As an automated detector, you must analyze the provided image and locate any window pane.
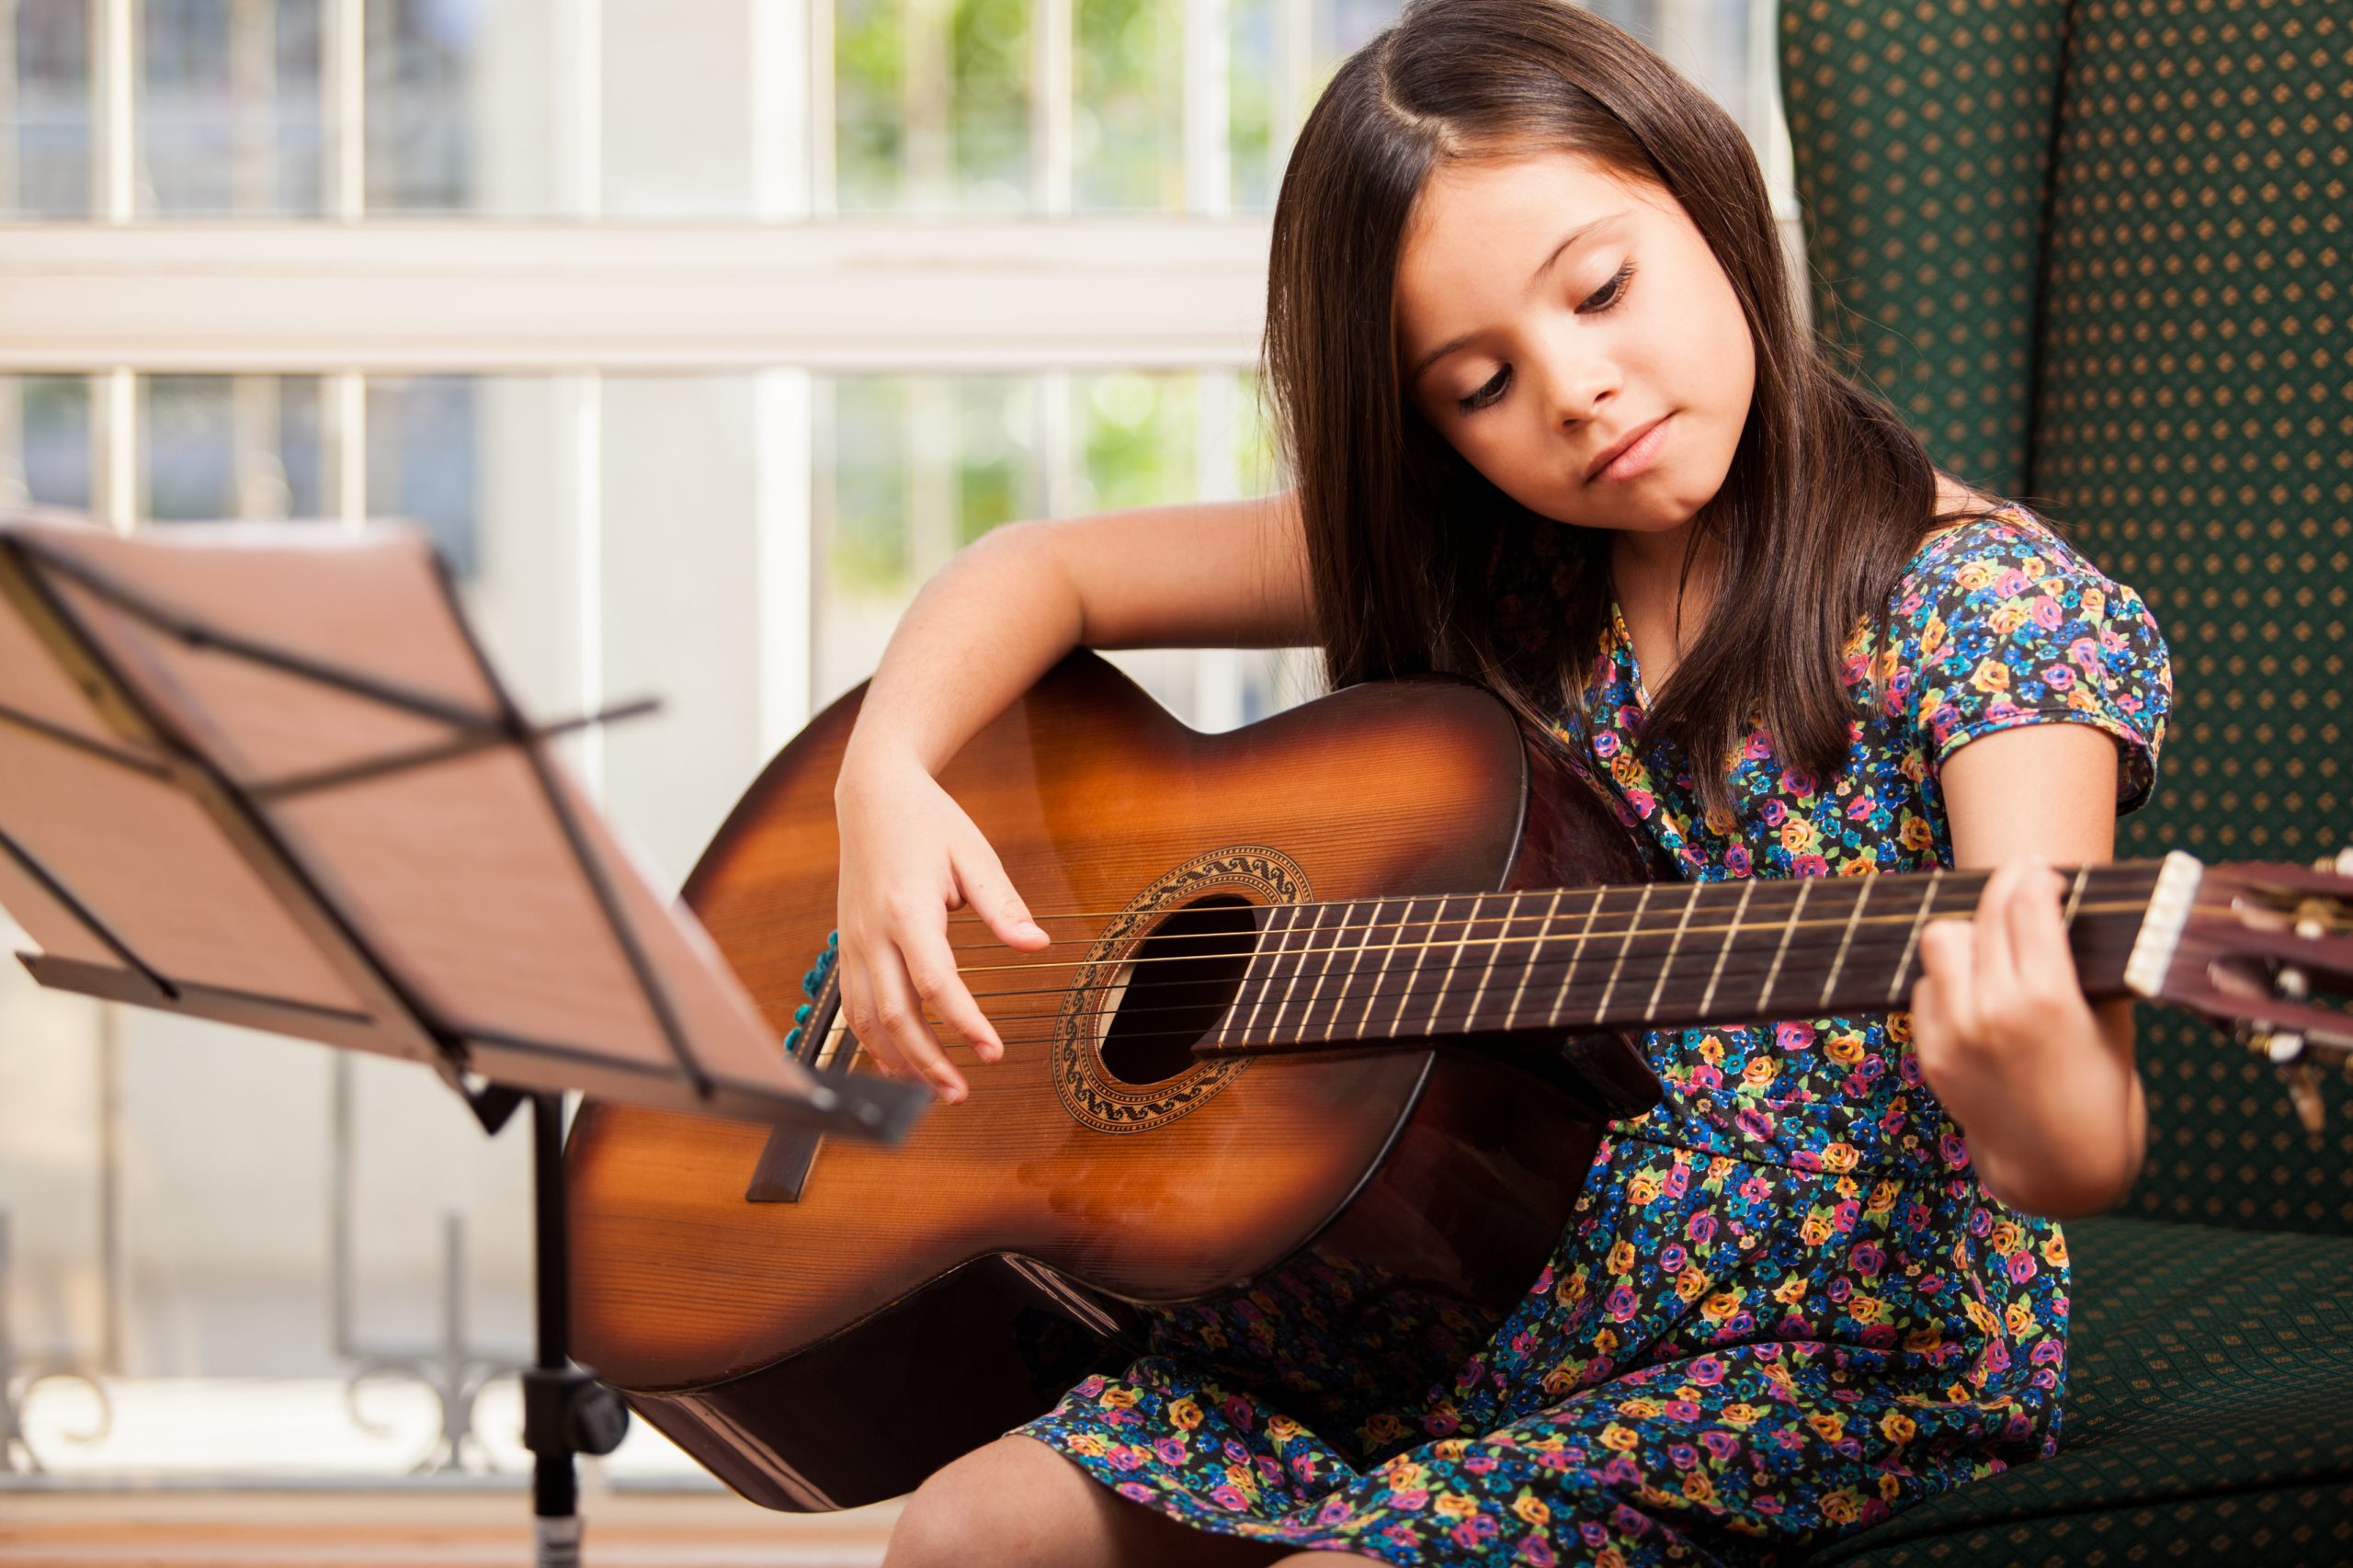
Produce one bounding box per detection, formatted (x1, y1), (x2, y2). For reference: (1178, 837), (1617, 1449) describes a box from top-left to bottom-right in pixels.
(365, 0), (554, 214)
(364, 374), (479, 574)
(1, 373), (94, 509)
(832, 0), (901, 210)
(1073, 0), (1177, 211)
(949, 0), (1027, 210)
(598, 0), (754, 219)
(6, 0), (93, 217)
(597, 374), (765, 887)
(1226, 0), (1273, 211)
(835, 0), (1032, 215)
(138, 0), (324, 216)
(142, 373), (324, 520)
(816, 368), (1297, 729)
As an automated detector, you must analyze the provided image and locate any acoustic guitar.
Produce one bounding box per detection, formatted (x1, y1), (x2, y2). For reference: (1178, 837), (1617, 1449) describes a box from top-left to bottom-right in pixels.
(563, 648), (2351, 1512)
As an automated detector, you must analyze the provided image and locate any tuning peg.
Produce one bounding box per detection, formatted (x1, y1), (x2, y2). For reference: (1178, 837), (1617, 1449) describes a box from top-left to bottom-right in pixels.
(2248, 1024), (2306, 1065)
(2280, 1060), (2328, 1137)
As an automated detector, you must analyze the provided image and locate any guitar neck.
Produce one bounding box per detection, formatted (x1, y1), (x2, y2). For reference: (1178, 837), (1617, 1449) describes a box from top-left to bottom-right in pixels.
(1203, 860), (2169, 1056)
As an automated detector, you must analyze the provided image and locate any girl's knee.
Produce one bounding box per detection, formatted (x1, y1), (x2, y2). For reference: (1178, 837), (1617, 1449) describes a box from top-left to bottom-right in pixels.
(881, 1436), (1099, 1568)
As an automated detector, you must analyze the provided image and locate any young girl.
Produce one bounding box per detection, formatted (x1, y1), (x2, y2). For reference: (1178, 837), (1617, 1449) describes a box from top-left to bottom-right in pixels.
(834, 2), (2170, 1563)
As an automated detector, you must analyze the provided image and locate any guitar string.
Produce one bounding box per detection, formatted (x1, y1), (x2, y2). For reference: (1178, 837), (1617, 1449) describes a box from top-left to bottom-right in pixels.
(874, 860), (2194, 929)
(931, 891), (2167, 983)
(811, 900), (2166, 1055)
(929, 870), (2195, 958)
(928, 895), (2345, 953)
(813, 890), (2222, 1053)
(953, 914), (2120, 1040)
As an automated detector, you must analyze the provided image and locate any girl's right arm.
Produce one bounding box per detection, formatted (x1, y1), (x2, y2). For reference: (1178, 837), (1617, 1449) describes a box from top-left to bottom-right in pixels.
(833, 489), (1315, 1101)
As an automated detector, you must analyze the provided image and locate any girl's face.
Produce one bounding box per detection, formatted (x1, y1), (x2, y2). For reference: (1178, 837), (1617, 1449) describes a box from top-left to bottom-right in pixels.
(1392, 149), (1756, 547)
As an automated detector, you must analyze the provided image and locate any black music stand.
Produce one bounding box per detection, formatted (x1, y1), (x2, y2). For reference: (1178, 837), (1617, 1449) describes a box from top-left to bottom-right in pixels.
(0, 508), (926, 1565)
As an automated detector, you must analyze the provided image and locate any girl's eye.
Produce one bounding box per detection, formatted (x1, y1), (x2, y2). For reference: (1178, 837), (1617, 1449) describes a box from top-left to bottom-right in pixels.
(1582, 259), (1635, 312)
(1451, 262), (1637, 419)
(1456, 367), (1510, 416)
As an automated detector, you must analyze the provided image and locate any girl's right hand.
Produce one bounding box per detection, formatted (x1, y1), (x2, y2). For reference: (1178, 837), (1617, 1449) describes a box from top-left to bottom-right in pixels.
(833, 751), (1051, 1103)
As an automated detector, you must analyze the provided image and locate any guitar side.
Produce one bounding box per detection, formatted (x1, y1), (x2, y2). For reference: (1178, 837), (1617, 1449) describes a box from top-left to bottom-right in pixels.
(564, 650), (1660, 1509)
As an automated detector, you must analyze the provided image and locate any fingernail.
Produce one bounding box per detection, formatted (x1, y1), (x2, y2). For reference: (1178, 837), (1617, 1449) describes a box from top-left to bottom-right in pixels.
(1018, 921), (1049, 942)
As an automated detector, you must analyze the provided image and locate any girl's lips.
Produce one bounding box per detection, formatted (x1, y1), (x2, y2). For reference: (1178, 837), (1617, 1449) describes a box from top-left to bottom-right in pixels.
(1588, 414), (1672, 483)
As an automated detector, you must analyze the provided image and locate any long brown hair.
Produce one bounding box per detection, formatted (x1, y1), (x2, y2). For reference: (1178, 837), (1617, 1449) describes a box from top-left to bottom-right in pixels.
(1262, 0), (2000, 816)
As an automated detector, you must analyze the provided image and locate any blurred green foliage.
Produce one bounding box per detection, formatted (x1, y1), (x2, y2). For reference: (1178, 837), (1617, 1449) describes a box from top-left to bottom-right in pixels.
(952, 0), (1030, 209)
(1073, 0), (1180, 210)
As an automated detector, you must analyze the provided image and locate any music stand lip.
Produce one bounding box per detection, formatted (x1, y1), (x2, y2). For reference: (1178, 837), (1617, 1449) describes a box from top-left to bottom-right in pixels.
(0, 509), (917, 1142)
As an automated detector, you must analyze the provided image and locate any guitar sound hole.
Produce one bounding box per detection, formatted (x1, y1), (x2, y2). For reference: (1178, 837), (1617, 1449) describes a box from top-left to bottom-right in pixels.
(1098, 895), (1259, 1086)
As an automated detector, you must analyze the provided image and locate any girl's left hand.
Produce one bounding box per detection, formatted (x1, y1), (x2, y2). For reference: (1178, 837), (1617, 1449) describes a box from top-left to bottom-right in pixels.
(1909, 856), (2140, 1212)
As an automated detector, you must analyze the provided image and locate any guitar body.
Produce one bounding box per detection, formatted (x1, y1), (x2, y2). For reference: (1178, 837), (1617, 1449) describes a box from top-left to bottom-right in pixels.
(563, 650), (1665, 1510)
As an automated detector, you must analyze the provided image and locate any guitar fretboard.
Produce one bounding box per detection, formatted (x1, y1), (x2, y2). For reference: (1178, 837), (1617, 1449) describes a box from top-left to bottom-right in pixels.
(1201, 861), (2162, 1055)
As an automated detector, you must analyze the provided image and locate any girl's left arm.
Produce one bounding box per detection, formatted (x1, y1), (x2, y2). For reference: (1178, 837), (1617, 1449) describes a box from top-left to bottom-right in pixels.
(1910, 721), (2146, 1218)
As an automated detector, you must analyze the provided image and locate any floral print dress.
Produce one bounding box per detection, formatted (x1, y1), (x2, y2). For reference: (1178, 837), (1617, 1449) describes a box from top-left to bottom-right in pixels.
(1017, 505), (2173, 1565)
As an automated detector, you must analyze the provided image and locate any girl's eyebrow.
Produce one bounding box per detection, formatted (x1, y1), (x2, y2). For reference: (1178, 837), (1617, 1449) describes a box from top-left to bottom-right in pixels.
(1405, 209), (1629, 386)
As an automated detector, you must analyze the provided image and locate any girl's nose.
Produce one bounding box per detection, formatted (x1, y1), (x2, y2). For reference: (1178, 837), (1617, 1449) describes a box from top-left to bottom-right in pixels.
(1536, 341), (1618, 430)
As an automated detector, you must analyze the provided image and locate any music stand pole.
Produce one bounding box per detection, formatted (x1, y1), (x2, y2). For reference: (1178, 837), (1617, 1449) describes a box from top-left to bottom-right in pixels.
(520, 1089), (623, 1568)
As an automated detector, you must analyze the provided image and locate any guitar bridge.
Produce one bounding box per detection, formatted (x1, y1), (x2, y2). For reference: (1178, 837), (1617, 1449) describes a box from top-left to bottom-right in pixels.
(747, 932), (856, 1203)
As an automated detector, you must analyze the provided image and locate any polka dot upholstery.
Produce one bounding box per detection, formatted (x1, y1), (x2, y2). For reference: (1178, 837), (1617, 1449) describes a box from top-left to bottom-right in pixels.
(1780, 3), (2353, 1559)
(1811, 1215), (2353, 1564)
(1782, 0), (2353, 1235)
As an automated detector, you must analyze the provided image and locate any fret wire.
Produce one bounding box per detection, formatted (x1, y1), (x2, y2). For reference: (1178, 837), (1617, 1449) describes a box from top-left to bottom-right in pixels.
(1595, 884), (1654, 1027)
(1504, 887), (1564, 1031)
(1183, 869), (2155, 1047)
(1757, 878), (1813, 1016)
(1643, 880), (1701, 1018)
(1365, 897), (1412, 1038)
(1699, 878), (1756, 1018)
(1269, 901), (1332, 1044)
(1466, 890), (1518, 1035)
(1292, 894), (1352, 1044)
(1547, 885), (1608, 1028)
(1424, 894), (1473, 1034)
(1251, 903), (1308, 1043)
(1136, 868), (2177, 977)
(1236, 914), (1969, 1043)
(1886, 869), (1944, 1005)
(2061, 865), (2090, 928)
(1394, 895), (1447, 1033)
(946, 861), (2180, 936)
(1335, 896), (1381, 1043)
(1093, 876), (2165, 1054)
(1251, 899), (1308, 1045)
(980, 869), (2148, 994)
(1280, 900), (1975, 1040)
(1235, 902), (1295, 1043)
(1207, 884), (2038, 972)
(1184, 877), (2153, 1050)
(1818, 877), (1872, 1010)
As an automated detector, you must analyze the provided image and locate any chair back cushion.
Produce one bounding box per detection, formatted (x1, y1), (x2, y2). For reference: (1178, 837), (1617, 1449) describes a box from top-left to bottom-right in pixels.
(1780, 0), (2353, 1233)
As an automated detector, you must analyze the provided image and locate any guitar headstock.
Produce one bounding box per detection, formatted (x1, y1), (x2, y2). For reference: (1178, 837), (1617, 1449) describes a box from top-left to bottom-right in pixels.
(2146, 848), (2353, 1131)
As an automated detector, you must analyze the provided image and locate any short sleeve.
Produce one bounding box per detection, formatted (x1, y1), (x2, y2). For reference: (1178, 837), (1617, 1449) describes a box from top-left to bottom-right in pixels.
(1901, 519), (2173, 814)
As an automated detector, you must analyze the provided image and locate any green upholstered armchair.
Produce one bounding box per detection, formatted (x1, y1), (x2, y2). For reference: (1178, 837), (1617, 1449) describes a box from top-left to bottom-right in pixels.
(1777, 0), (2353, 1560)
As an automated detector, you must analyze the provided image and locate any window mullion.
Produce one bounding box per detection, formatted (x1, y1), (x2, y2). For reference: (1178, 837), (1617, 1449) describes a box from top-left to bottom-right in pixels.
(1182, 0), (1232, 217)
(756, 369), (815, 753)
(322, 0), (363, 219)
(92, 0), (132, 222)
(1033, 0), (1074, 215)
(754, 0), (822, 222)
(1191, 369), (1242, 730)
